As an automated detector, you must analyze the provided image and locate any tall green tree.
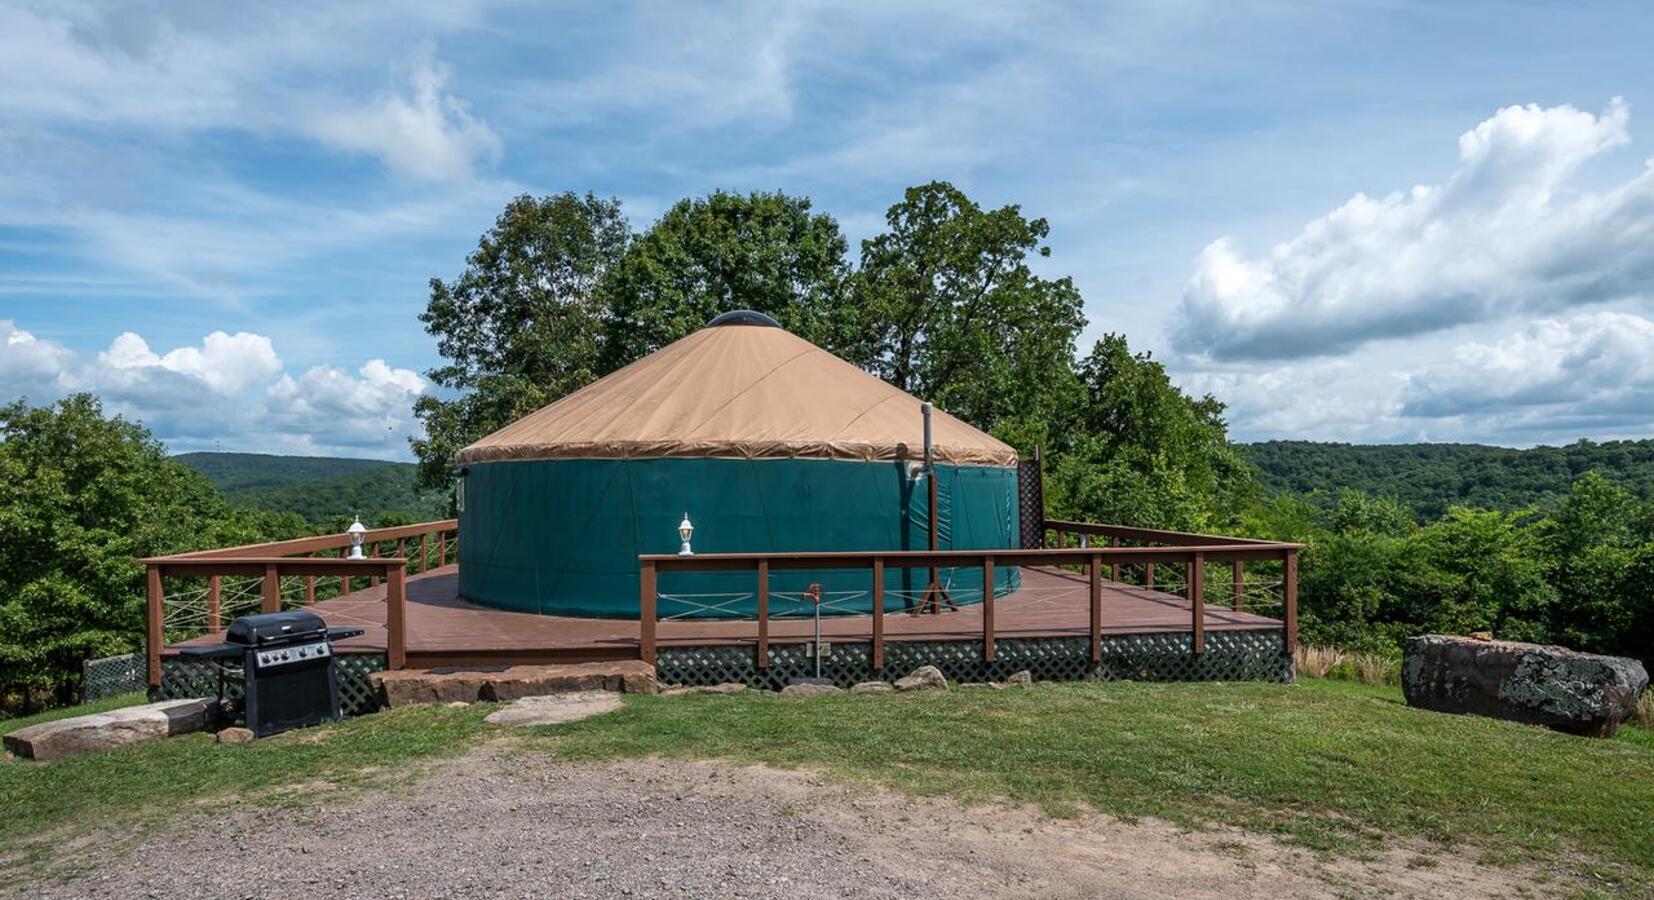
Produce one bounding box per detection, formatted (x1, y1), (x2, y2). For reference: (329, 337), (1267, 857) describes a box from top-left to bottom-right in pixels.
(599, 190), (853, 367)
(847, 181), (1086, 432)
(1043, 335), (1257, 530)
(412, 192), (631, 489)
(0, 395), (296, 707)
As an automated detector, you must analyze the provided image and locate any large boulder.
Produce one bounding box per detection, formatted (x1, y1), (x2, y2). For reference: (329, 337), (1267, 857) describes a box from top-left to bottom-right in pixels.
(1402, 635), (1649, 737)
(4, 698), (212, 761)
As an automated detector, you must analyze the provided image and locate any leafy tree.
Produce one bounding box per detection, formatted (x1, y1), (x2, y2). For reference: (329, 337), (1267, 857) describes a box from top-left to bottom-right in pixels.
(1043, 335), (1257, 531)
(412, 192), (631, 490)
(847, 181), (1086, 432)
(0, 395), (301, 709)
(599, 190), (852, 367)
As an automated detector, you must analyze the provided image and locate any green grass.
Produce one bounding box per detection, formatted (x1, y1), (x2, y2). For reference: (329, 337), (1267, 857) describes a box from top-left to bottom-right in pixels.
(4, 680), (1651, 893)
(544, 679), (1654, 892)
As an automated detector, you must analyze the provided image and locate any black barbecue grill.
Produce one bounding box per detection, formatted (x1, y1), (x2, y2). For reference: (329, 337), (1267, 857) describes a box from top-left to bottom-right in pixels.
(180, 610), (363, 737)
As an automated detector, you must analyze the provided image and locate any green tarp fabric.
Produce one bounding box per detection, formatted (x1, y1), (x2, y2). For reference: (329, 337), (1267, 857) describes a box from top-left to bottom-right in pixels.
(458, 457), (1020, 618)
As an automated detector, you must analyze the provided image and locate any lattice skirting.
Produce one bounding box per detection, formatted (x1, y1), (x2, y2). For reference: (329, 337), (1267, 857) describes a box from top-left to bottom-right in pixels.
(657, 630), (1294, 690)
(157, 653), (388, 717)
(83, 652), (145, 701)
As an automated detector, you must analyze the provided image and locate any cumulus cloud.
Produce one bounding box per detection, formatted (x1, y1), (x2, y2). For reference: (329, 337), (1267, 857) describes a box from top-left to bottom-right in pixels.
(1174, 98), (1654, 360)
(0, 322), (424, 457)
(1401, 312), (1654, 428)
(308, 48), (501, 182)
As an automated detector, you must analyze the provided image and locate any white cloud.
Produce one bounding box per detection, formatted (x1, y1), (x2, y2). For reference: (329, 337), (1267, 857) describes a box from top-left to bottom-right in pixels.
(0, 321), (78, 399)
(0, 322), (424, 458)
(1174, 99), (1654, 360)
(308, 47), (501, 182)
(1401, 312), (1654, 427)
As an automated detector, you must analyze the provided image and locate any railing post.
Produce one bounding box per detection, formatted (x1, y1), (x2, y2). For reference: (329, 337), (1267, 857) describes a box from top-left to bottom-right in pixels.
(1145, 561), (1155, 590)
(1088, 553), (1102, 664)
(755, 559), (769, 670)
(386, 563), (406, 670)
(1109, 537), (1121, 582)
(207, 574), (222, 635)
(418, 533), (429, 574)
(639, 560), (657, 666)
(304, 575), (316, 606)
(339, 548), (349, 597)
(1283, 549), (1299, 655)
(369, 543), (381, 589)
(1232, 560), (1245, 612)
(146, 564), (163, 689)
(262, 563), (281, 613)
(871, 557), (885, 671)
(982, 556), (995, 663)
(1189, 552), (1205, 654)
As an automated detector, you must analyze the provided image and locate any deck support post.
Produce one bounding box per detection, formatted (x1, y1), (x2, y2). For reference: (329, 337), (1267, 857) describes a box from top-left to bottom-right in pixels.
(1189, 553), (1205, 655)
(982, 556), (995, 663)
(639, 561), (657, 666)
(386, 563), (406, 670)
(1232, 560), (1245, 611)
(755, 560), (769, 670)
(207, 575), (222, 634)
(871, 558), (885, 671)
(261, 563), (281, 613)
(1283, 549), (1298, 656)
(1088, 553), (1102, 664)
(146, 565), (163, 689)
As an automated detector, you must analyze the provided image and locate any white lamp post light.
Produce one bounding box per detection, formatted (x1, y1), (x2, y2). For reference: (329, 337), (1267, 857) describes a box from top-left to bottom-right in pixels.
(678, 513), (695, 556)
(346, 515), (367, 560)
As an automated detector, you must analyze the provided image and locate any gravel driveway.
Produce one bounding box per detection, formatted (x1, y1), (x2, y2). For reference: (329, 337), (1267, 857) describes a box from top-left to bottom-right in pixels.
(24, 746), (1546, 899)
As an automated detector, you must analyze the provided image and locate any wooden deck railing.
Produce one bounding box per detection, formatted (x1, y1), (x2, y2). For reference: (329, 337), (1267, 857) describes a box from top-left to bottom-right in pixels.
(639, 519), (1299, 669)
(141, 519), (457, 687)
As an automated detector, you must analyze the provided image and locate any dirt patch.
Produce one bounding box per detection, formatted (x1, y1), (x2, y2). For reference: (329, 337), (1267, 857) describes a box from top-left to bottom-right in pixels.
(17, 748), (1560, 899)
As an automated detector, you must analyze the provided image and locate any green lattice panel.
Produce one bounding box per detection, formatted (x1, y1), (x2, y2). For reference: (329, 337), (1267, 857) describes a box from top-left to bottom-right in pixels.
(657, 630), (1293, 689)
(159, 653), (386, 717)
(83, 652), (144, 701)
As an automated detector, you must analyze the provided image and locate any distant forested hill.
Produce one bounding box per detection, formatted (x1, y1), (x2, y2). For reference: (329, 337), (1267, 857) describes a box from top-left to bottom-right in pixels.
(1244, 439), (1654, 517)
(174, 452), (447, 525)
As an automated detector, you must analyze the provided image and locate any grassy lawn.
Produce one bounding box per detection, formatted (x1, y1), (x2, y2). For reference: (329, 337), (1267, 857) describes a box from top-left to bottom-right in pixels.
(4, 679), (1651, 893)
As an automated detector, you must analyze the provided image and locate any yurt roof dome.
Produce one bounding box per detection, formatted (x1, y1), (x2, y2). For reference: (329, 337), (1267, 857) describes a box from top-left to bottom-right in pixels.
(456, 313), (1017, 467)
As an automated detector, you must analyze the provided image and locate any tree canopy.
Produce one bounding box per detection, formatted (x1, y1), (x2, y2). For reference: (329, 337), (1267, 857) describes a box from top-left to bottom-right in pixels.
(0, 395), (304, 707)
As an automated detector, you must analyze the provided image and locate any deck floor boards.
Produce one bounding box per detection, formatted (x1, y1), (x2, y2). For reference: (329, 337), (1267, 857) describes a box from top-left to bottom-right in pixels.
(166, 565), (1282, 664)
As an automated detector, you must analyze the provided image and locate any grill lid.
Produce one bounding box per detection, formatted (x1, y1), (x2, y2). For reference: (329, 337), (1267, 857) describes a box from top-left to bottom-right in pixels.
(226, 610), (329, 646)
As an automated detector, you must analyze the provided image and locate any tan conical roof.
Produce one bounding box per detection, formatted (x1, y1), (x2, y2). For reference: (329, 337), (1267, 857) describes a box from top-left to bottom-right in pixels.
(456, 318), (1017, 467)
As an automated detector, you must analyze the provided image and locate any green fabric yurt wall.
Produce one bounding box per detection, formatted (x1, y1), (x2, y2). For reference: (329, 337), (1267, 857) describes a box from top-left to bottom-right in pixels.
(457, 457), (1020, 618)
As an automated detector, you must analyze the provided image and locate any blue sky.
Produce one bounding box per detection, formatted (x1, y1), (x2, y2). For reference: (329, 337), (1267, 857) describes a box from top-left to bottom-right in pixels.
(4, 1), (1654, 458)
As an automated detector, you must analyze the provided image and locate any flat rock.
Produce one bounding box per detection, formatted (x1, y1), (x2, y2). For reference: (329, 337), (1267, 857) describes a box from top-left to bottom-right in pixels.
(4, 698), (211, 761)
(485, 692), (624, 726)
(1003, 670), (1033, 687)
(373, 661), (658, 707)
(664, 682), (748, 696)
(780, 683), (843, 697)
(849, 681), (892, 694)
(1403, 635), (1649, 737)
(894, 665), (948, 692)
(215, 727), (255, 744)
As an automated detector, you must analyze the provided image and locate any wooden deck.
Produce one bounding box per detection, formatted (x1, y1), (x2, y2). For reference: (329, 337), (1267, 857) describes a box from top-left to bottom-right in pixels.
(166, 564), (1282, 668)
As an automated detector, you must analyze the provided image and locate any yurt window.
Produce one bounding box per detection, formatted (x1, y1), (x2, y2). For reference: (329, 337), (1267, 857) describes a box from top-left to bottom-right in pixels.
(454, 469), (467, 513)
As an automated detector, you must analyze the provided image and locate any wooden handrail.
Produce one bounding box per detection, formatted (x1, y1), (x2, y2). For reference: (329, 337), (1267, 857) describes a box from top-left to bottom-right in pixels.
(143, 519), (456, 688)
(1042, 519), (1282, 547)
(639, 526), (1302, 669)
(147, 519), (458, 561)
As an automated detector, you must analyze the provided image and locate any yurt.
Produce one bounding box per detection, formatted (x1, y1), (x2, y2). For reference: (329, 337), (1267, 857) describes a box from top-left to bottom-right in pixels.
(454, 311), (1021, 618)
